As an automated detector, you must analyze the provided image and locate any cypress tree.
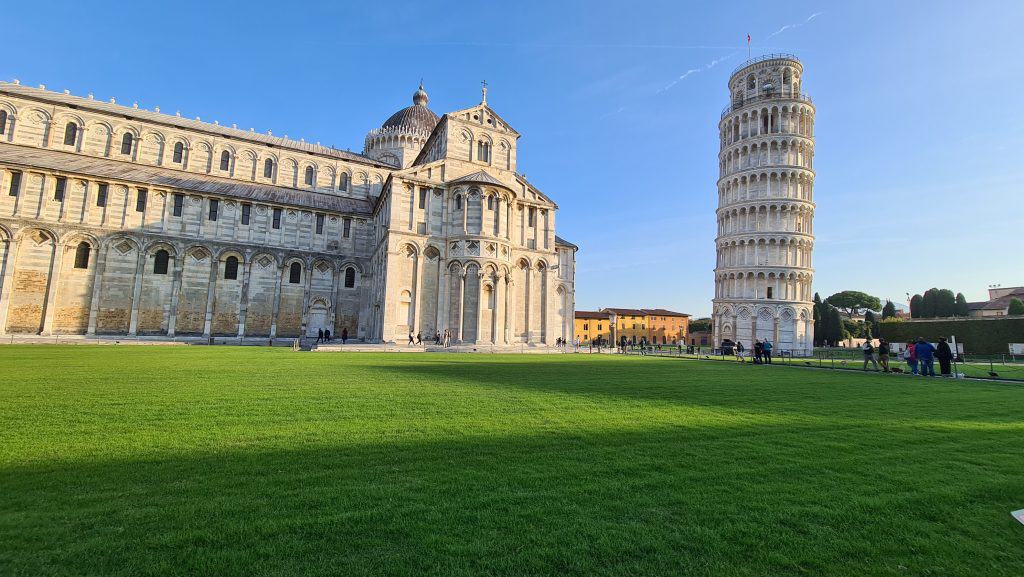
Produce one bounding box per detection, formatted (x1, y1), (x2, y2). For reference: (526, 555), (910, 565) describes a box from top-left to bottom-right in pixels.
(954, 293), (969, 317)
(936, 289), (956, 317)
(827, 306), (844, 344)
(910, 294), (923, 318)
(921, 288), (938, 318)
(882, 300), (897, 319)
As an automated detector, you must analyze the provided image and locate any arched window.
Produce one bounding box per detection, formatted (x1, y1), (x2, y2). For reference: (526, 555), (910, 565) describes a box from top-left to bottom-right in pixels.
(73, 242), (90, 269)
(63, 122), (77, 146)
(304, 166), (314, 186)
(344, 267), (356, 288)
(263, 158), (274, 178)
(224, 256), (239, 280)
(172, 142), (184, 163)
(153, 249), (170, 275)
(289, 262), (302, 284)
(487, 195), (494, 210)
(747, 74), (756, 90)
(219, 150), (230, 171)
(477, 141), (490, 162)
(455, 194), (462, 210)
(120, 133), (133, 155)
(337, 172), (348, 191)
(0, 110), (7, 135)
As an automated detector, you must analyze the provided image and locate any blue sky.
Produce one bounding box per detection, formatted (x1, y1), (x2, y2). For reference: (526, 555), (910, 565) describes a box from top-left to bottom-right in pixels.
(4, 1), (1023, 316)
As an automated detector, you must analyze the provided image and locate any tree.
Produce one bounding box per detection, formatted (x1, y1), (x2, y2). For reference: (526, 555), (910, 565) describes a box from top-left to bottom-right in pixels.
(864, 311), (878, 339)
(921, 288), (938, 319)
(1010, 298), (1024, 316)
(827, 306), (843, 344)
(910, 294), (923, 319)
(955, 293), (969, 317)
(935, 289), (956, 318)
(882, 300), (897, 319)
(825, 291), (882, 318)
(689, 317), (712, 333)
(812, 293), (824, 347)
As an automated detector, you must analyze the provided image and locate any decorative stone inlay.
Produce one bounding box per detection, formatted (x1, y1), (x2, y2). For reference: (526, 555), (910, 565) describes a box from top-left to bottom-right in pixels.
(257, 255), (273, 268)
(115, 240), (134, 254)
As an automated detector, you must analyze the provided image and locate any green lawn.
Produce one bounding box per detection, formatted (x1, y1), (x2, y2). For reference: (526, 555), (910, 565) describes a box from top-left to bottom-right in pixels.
(2, 347), (1023, 577)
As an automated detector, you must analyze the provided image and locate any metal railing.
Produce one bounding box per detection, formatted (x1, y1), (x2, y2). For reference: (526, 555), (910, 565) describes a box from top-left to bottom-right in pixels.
(721, 92), (814, 119)
(730, 53), (802, 76)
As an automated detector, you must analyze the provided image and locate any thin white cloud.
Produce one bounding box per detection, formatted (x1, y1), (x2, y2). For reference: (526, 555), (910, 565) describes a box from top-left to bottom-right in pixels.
(766, 12), (824, 39)
(657, 52), (737, 93)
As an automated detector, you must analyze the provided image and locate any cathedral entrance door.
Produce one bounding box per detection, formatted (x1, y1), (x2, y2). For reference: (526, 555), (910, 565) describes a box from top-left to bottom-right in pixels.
(306, 303), (328, 338)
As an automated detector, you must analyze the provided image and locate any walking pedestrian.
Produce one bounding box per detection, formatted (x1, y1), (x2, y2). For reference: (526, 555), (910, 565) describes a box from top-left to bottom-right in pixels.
(915, 338), (936, 376)
(324, 329), (331, 342)
(735, 341), (745, 362)
(936, 337), (954, 377)
(408, 332), (415, 346)
(862, 340), (879, 371)
(877, 339), (890, 372)
(317, 328), (324, 344)
(753, 340), (763, 364)
(762, 340), (773, 364)
(434, 331), (440, 344)
(903, 342), (918, 374)
(416, 332), (422, 345)
(341, 327), (348, 344)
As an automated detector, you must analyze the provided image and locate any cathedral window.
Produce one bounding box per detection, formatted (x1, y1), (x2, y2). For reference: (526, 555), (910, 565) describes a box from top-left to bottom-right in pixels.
(315, 213), (324, 234)
(7, 171), (20, 196)
(73, 242), (90, 269)
(171, 193), (183, 216)
(344, 267), (356, 288)
(63, 122), (77, 146)
(173, 142), (184, 163)
(263, 158), (275, 178)
(477, 141), (490, 163)
(487, 195), (493, 210)
(339, 172), (349, 191)
(343, 217), (351, 238)
(272, 208), (282, 229)
(96, 183), (108, 207)
(528, 206), (536, 227)
(418, 188), (427, 209)
(135, 188), (147, 212)
(208, 199), (219, 221)
(120, 133), (133, 155)
(289, 262), (302, 284)
(54, 177), (66, 201)
(304, 166), (314, 186)
(0, 110), (7, 135)
(455, 194), (462, 210)
(240, 203), (251, 225)
(220, 151), (230, 171)
(153, 250), (170, 275)
(224, 256), (239, 280)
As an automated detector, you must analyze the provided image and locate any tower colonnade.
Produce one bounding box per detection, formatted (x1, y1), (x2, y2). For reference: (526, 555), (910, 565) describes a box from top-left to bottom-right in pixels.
(712, 54), (815, 354)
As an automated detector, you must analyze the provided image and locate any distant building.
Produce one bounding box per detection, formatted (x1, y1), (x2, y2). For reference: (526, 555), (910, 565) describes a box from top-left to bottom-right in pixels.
(573, 310), (610, 343)
(968, 287), (1024, 317)
(599, 308), (690, 345)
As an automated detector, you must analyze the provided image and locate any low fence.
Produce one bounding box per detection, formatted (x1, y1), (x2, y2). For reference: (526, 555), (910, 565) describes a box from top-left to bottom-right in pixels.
(608, 343), (1024, 382)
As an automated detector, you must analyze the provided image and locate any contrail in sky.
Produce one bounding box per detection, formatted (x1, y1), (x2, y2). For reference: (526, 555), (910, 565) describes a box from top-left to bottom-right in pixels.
(766, 12), (824, 39)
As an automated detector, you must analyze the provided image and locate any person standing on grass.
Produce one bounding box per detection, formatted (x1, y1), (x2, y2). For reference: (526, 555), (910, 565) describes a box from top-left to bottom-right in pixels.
(862, 340), (879, 371)
(915, 338), (936, 376)
(877, 338), (890, 372)
(762, 340), (773, 364)
(735, 341), (745, 362)
(936, 337), (954, 377)
(753, 340), (763, 364)
(903, 342), (918, 374)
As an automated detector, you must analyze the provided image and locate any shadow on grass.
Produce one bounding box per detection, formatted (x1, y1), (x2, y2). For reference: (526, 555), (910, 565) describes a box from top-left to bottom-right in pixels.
(3, 421), (1023, 577)
(380, 356), (1024, 427)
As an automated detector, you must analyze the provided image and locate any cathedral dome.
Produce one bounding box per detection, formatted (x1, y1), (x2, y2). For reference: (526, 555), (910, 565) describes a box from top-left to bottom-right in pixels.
(380, 84), (439, 133)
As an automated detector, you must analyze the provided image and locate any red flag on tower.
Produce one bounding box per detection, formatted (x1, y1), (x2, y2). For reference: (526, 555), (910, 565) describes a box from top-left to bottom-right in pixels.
(747, 34), (751, 58)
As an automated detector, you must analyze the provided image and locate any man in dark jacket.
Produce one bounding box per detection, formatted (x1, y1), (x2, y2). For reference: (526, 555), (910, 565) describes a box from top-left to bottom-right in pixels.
(936, 337), (954, 376)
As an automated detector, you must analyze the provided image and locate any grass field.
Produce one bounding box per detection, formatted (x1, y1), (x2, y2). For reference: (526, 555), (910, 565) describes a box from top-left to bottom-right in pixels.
(2, 346), (1023, 577)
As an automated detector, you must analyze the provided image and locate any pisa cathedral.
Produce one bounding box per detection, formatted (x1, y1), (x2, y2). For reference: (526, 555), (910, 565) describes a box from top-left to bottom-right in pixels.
(0, 81), (576, 343)
(712, 54), (815, 354)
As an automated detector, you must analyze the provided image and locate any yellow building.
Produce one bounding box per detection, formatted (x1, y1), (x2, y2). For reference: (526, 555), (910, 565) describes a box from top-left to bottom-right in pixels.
(574, 311), (611, 344)
(602, 308), (690, 345)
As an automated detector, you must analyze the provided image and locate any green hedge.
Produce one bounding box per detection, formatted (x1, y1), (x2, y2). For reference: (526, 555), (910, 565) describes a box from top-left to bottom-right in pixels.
(879, 317), (1024, 354)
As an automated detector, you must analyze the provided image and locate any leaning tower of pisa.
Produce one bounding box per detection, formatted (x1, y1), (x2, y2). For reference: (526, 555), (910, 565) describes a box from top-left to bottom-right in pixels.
(712, 54), (816, 355)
